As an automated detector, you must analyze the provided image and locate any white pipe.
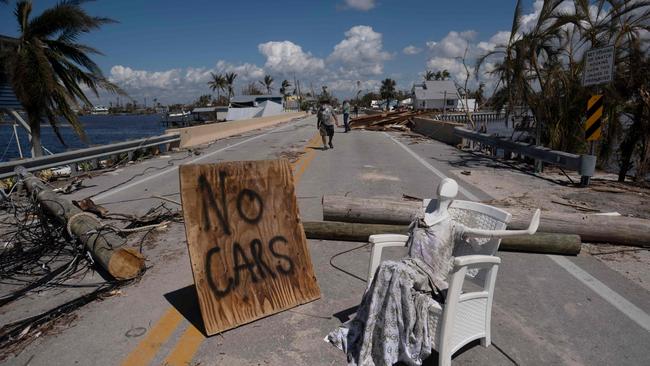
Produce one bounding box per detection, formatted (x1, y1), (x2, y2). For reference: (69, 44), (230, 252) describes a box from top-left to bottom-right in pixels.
(12, 124), (23, 159)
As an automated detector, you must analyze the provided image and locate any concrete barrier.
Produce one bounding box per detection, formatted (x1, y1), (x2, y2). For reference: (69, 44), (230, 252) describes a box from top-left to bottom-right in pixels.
(413, 117), (464, 145)
(166, 112), (306, 148)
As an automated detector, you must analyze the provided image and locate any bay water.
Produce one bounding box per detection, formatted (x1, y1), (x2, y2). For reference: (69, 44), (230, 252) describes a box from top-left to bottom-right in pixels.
(0, 114), (165, 162)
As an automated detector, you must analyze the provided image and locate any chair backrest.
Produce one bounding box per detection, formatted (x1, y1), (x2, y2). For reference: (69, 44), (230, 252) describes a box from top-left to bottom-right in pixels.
(448, 200), (512, 258)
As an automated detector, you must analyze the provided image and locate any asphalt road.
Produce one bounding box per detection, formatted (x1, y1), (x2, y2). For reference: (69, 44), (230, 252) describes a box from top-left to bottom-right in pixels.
(7, 115), (650, 366)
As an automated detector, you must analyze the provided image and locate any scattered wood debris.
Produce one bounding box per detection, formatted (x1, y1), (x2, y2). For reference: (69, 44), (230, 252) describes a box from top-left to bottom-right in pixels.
(350, 110), (430, 131)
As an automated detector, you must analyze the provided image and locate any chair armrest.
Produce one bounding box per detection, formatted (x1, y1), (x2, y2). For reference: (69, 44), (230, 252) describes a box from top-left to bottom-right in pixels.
(453, 255), (501, 267)
(369, 234), (409, 244)
(367, 234), (408, 282)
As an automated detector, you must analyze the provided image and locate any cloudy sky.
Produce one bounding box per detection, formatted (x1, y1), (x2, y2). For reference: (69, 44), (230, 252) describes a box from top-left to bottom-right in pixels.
(0, 0), (549, 105)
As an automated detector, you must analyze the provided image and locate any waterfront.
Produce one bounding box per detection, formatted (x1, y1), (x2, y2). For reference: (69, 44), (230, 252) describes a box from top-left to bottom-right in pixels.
(0, 114), (164, 161)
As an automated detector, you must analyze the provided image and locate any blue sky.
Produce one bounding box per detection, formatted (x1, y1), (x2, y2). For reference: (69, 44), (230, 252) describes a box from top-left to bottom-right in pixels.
(0, 0), (543, 104)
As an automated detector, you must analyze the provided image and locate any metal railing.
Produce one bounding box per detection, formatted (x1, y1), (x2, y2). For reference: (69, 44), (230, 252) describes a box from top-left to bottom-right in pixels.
(435, 111), (504, 123)
(454, 127), (597, 185)
(0, 133), (180, 179)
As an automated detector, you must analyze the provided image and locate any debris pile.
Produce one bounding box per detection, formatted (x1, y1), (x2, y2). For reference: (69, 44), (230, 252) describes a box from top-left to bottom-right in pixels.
(350, 110), (430, 131)
(0, 172), (182, 359)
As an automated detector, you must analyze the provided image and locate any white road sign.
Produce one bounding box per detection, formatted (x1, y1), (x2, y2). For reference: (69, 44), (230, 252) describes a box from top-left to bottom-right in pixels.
(582, 46), (615, 86)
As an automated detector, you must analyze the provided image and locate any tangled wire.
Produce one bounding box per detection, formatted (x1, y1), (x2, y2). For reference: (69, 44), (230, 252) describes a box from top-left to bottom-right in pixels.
(0, 184), (182, 358)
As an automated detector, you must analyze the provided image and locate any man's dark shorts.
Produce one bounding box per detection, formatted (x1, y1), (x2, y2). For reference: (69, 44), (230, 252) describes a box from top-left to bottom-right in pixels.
(319, 124), (335, 137)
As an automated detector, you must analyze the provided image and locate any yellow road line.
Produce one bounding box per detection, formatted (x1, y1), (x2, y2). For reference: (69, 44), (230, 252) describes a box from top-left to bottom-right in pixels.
(123, 132), (321, 366)
(120, 308), (183, 366)
(160, 325), (205, 366)
(293, 134), (321, 183)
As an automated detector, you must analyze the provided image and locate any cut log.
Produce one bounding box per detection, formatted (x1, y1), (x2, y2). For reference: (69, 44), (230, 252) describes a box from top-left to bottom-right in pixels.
(499, 233), (581, 255)
(303, 221), (581, 255)
(322, 195), (650, 248)
(304, 221), (408, 241)
(323, 195), (419, 225)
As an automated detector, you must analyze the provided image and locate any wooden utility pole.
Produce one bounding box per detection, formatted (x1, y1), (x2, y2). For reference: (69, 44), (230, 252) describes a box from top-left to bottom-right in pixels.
(16, 167), (146, 280)
(303, 221), (581, 255)
(322, 195), (650, 247)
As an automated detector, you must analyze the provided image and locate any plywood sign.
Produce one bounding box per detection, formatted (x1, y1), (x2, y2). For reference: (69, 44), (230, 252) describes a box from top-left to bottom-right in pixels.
(179, 159), (320, 335)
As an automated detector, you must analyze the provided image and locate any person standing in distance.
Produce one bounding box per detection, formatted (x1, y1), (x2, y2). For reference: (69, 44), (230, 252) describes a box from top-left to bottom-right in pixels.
(342, 100), (351, 132)
(317, 98), (339, 150)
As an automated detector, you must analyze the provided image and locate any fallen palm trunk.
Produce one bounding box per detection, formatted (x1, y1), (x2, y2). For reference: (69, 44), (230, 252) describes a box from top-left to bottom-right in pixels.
(303, 221), (581, 255)
(16, 167), (145, 280)
(322, 195), (650, 248)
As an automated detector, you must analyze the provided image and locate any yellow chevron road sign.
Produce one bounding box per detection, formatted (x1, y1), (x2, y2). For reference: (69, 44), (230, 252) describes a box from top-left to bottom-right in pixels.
(585, 95), (604, 141)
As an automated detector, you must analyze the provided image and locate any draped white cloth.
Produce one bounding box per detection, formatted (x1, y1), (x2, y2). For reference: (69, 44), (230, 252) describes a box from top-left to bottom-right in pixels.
(327, 217), (468, 366)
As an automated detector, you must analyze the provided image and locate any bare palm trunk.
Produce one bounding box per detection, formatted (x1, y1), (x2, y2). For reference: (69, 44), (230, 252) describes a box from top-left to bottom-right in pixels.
(30, 117), (43, 157)
(618, 105), (643, 182)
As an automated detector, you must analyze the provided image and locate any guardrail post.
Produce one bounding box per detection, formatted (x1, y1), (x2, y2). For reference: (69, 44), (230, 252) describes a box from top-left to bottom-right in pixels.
(579, 154), (597, 187)
(70, 162), (79, 177)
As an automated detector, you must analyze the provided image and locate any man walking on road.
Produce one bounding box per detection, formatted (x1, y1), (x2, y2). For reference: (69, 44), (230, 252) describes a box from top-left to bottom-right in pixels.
(317, 99), (339, 150)
(342, 100), (351, 132)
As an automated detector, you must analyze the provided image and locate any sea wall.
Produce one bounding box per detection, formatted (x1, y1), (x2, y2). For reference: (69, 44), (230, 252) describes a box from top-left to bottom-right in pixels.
(166, 112), (306, 148)
(412, 117), (464, 145)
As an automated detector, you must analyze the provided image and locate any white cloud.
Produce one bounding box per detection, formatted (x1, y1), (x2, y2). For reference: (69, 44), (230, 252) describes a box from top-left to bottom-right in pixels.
(344, 0), (376, 11)
(520, 0), (575, 33)
(108, 60), (267, 104)
(109, 65), (182, 89)
(403, 45), (422, 55)
(477, 31), (511, 53)
(427, 30), (477, 58)
(214, 60), (265, 81)
(258, 41), (325, 75)
(329, 25), (391, 78)
(424, 29), (506, 92)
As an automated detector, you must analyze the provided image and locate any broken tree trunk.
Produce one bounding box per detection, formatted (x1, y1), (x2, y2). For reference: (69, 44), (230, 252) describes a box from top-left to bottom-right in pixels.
(303, 221), (581, 255)
(322, 195), (650, 248)
(16, 167), (145, 280)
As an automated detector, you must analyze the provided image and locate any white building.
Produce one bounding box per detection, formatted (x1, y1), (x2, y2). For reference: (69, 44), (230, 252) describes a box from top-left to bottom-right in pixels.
(412, 80), (459, 111)
(456, 98), (477, 112)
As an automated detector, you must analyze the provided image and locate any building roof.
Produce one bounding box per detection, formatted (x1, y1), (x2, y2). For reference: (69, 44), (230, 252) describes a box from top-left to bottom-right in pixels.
(413, 80), (459, 100)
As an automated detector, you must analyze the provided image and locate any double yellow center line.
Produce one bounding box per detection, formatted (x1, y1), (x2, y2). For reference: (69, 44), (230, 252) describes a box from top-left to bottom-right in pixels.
(120, 133), (321, 366)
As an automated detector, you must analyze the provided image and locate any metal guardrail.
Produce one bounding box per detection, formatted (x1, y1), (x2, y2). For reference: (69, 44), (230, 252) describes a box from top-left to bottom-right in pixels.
(454, 127), (597, 185)
(0, 133), (180, 179)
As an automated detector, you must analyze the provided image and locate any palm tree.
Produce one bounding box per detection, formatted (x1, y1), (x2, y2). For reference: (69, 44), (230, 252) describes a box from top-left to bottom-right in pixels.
(207, 72), (226, 102)
(259, 74), (274, 94)
(1, 0), (122, 156)
(424, 70), (435, 81)
(224, 72), (237, 101)
(280, 79), (291, 96)
(379, 78), (396, 111)
(434, 70), (450, 80)
(476, 0), (650, 179)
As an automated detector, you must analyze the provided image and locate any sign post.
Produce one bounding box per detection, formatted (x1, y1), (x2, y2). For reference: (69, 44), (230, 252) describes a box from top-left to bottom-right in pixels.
(581, 46), (615, 186)
(179, 160), (321, 335)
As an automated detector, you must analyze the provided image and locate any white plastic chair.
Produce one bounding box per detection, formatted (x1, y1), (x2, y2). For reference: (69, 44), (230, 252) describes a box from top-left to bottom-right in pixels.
(366, 200), (511, 366)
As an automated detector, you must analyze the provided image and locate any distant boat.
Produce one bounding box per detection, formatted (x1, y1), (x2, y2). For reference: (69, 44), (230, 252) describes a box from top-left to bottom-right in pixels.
(91, 106), (109, 115)
(166, 110), (191, 119)
(162, 110), (192, 127)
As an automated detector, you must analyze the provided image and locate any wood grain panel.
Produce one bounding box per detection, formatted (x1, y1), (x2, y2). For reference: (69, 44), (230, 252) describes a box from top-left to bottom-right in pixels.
(179, 159), (320, 335)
